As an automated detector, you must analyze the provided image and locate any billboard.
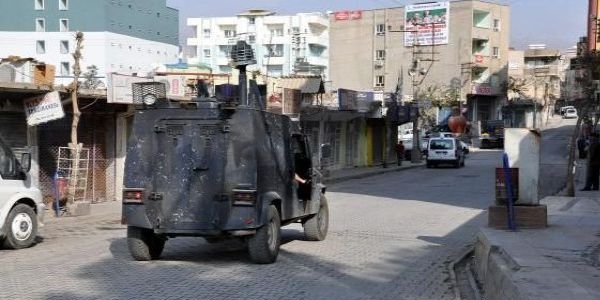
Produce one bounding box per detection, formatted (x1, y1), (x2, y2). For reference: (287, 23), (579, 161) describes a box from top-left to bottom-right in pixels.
(404, 1), (449, 46)
(24, 91), (65, 126)
(333, 10), (363, 21)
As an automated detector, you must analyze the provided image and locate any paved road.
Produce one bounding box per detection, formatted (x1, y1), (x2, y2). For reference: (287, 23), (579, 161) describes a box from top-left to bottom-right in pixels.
(540, 117), (577, 198)
(0, 152), (502, 300)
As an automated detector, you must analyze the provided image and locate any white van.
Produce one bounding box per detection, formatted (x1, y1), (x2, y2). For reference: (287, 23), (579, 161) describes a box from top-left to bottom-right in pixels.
(0, 136), (44, 249)
(426, 137), (466, 168)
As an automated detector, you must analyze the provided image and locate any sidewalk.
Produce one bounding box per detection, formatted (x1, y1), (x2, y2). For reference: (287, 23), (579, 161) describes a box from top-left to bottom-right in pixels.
(473, 159), (600, 300)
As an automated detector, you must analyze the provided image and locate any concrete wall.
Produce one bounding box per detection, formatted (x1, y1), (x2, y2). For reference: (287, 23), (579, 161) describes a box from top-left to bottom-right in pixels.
(0, 32), (179, 85)
(504, 128), (541, 205)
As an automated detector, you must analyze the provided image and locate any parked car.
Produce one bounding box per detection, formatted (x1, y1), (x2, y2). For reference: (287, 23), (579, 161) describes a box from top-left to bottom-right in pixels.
(424, 132), (469, 156)
(560, 106), (575, 117)
(425, 137), (466, 168)
(563, 108), (578, 119)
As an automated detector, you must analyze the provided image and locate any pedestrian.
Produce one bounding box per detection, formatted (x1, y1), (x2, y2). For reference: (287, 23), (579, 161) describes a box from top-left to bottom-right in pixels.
(581, 132), (600, 191)
(395, 140), (405, 166)
(577, 136), (588, 159)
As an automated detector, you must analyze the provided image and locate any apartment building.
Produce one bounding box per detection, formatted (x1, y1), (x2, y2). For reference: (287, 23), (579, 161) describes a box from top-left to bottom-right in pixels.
(186, 9), (329, 80)
(329, 0), (510, 125)
(0, 0), (179, 85)
(507, 46), (564, 127)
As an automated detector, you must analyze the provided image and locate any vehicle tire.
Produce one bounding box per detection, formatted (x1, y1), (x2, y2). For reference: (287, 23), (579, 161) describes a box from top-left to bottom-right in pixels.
(303, 194), (329, 241)
(248, 205), (281, 264)
(2, 204), (37, 249)
(426, 161), (432, 168)
(127, 226), (165, 261)
(454, 159), (460, 168)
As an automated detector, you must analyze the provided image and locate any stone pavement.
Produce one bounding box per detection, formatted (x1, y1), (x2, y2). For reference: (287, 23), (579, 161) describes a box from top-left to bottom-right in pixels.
(473, 158), (600, 300)
(44, 160), (426, 221)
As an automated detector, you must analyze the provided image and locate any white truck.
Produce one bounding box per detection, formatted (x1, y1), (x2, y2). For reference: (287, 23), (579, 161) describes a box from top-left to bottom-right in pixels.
(0, 135), (44, 249)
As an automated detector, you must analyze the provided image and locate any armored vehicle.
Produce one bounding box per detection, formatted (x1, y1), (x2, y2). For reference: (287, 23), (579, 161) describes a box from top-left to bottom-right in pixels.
(122, 43), (329, 263)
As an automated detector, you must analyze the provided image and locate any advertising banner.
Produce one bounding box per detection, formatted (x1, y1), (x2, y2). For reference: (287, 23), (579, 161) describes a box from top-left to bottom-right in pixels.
(404, 1), (449, 46)
(24, 91), (65, 126)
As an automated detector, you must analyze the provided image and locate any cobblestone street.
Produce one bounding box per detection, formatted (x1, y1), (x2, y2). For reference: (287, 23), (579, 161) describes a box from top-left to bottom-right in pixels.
(0, 151), (498, 300)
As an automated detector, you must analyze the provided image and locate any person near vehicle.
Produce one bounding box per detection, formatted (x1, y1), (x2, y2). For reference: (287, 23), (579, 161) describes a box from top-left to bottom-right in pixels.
(395, 141), (405, 166)
(578, 135), (588, 160)
(582, 132), (600, 191)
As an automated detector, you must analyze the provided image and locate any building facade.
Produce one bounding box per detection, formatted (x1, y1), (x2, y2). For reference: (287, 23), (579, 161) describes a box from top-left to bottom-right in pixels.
(506, 46), (565, 128)
(186, 9), (329, 80)
(0, 0), (179, 85)
(329, 0), (510, 127)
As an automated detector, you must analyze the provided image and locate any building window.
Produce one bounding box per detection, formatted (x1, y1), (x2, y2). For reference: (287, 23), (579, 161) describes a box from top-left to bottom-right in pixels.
(59, 0), (68, 10)
(60, 40), (69, 53)
(35, 0), (44, 10)
(493, 19), (500, 31)
(203, 29), (211, 38)
(248, 35), (255, 44)
(492, 47), (499, 58)
(35, 18), (45, 32)
(375, 75), (385, 87)
(60, 62), (70, 76)
(248, 17), (255, 25)
(224, 29), (236, 38)
(156, 12), (160, 18)
(36, 40), (46, 54)
(60, 19), (69, 32)
(270, 27), (284, 37)
(376, 24), (386, 35)
(375, 50), (386, 60)
(203, 49), (211, 58)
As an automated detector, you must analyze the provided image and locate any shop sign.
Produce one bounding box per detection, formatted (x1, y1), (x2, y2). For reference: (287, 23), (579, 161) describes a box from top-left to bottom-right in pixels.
(24, 91), (65, 126)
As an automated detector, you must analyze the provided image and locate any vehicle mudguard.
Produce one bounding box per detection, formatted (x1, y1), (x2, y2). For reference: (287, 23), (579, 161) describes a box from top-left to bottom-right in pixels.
(258, 191), (282, 225)
(122, 205), (154, 229)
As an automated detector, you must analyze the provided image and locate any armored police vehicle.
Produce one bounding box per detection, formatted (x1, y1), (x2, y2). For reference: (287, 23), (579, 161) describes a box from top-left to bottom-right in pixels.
(122, 41), (329, 264)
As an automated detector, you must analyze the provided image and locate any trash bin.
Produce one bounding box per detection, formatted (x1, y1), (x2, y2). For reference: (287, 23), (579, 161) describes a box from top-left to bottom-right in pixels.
(495, 168), (518, 205)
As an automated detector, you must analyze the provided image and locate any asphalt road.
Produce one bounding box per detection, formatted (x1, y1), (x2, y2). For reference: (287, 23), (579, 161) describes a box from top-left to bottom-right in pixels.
(0, 150), (518, 300)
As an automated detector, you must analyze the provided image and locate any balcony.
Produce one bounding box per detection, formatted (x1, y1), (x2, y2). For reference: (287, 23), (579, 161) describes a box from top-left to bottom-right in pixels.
(264, 56), (286, 65)
(305, 35), (328, 47)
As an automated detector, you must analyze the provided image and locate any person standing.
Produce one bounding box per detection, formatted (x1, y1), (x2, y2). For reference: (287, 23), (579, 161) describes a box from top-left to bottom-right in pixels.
(582, 132), (600, 191)
(395, 141), (405, 166)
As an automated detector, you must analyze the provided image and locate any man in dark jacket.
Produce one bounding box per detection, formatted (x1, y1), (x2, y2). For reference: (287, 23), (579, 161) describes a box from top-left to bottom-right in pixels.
(395, 141), (405, 166)
(582, 132), (600, 191)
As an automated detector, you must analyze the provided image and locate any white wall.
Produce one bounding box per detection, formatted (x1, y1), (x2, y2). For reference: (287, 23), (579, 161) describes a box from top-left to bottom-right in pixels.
(0, 31), (179, 86)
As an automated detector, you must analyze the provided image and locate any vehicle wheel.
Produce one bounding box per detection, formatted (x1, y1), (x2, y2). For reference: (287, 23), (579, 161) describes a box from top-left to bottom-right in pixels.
(2, 204), (37, 249)
(454, 159), (461, 168)
(426, 161), (432, 168)
(127, 226), (165, 261)
(303, 194), (329, 241)
(248, 205), (281, 264)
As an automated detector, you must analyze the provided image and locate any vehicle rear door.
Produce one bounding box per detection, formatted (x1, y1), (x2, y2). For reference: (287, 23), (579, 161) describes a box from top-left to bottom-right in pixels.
(152, 120), (226, 230)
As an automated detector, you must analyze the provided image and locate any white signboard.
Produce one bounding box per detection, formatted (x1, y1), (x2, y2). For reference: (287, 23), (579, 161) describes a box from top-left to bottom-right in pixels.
(404, 1), (449, 46)
(107, 73), (149, 104)
(24, 91), (65, 126)
(154, 75), (188, 98)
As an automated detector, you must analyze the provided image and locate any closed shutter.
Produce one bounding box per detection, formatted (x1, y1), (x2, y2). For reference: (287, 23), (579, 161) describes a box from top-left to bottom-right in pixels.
(0, 112), (27, 148)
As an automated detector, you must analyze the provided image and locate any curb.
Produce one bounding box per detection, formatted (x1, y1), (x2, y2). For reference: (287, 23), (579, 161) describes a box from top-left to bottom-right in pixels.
(448, 246), (478, 300)
(323, 163), (425, 184)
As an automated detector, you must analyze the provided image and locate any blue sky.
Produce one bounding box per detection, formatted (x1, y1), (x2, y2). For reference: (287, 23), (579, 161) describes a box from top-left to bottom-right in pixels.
(166, 0), (587, 50)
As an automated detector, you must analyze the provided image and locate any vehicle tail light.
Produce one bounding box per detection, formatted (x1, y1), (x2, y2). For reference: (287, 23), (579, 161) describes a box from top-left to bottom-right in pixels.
(123, 188), (144, 204)
(232, 189), (257, 206)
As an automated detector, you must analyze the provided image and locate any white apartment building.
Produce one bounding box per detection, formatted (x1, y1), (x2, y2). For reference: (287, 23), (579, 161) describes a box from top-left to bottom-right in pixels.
(0, 0), (180, 86)
(186, 9), (329, 79)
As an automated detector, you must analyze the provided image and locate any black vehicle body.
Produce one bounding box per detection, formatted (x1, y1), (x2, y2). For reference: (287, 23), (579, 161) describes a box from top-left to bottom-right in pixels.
(122, 95), (328, 263)
(479, 120), (505, 149)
